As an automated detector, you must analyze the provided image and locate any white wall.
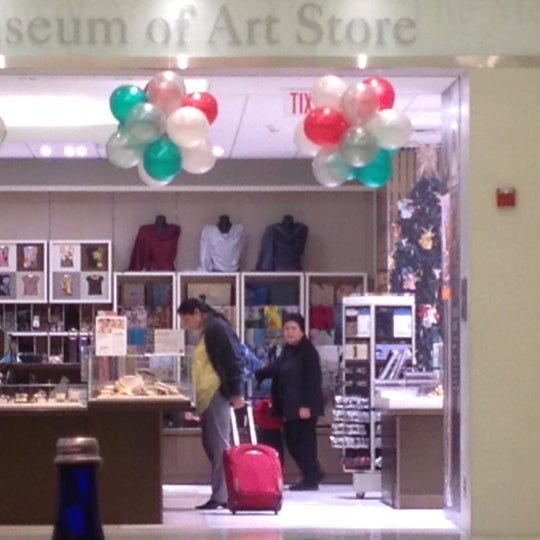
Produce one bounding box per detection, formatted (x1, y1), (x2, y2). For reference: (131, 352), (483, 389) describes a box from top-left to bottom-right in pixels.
(0, 182), (375, 276)
(466, 68), (540, 537)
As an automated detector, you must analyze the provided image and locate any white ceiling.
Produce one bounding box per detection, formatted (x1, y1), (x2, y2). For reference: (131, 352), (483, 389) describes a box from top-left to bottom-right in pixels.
(0, 74), (454, 160)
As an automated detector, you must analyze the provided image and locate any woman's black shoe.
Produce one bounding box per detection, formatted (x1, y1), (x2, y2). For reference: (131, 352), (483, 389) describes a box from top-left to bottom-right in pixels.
(195, 499), (227, 510)
(289, 481), (319, 491)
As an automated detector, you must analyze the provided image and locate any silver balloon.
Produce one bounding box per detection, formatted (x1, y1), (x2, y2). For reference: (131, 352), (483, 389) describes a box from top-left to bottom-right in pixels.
(339, 126), (379, 167)
(311, 75), (348, 109)
(312, 146), (350, 188)
(182, 138), (216, 174)
(124, 102), (166, 145)
(367, 109), (413, 149)
(137, 162), (174, 187)
(106, 129), (142, 169)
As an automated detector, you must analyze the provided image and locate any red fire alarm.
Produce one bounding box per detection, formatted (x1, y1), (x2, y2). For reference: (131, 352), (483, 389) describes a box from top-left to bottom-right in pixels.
(496, 187), (516, 208)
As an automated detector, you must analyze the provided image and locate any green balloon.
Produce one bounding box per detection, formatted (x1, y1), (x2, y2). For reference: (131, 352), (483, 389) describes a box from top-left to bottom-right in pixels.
(357, 149), (393, 189)
(109, 85), (147, 123)
(143, 137), (182, 181)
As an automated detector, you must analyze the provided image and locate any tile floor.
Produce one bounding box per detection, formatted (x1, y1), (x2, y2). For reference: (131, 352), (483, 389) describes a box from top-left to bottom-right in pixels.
(0, 484), (462, 540)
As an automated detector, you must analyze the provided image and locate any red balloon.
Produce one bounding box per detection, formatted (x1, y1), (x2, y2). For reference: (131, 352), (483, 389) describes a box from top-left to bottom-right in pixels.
(363, 77), (395, 110)
(303, 106), (349, 147)
(183, 92), (218, 124)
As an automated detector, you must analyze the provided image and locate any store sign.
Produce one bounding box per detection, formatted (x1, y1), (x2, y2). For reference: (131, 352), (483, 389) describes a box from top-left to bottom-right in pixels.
(0, 0), (540, 58)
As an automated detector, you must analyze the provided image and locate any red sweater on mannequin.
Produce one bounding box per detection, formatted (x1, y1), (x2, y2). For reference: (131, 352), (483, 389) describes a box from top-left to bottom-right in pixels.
(128, 216), (181, 271)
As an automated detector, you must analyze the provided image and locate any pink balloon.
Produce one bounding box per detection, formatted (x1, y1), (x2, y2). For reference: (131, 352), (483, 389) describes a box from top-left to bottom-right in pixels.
(145, 71), (187, 117)
(363, 77), (395, 110)
(340, 83), (380, 125)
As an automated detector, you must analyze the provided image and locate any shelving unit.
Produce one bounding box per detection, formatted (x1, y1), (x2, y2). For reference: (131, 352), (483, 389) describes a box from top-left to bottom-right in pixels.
(305, 272), (368, 346)
(0, 302), (110, 363)
(240, 272), (304, 360)
(177, 272), (240, 334)
(332, 294), (415, 498)
(114, 272), (176, 353)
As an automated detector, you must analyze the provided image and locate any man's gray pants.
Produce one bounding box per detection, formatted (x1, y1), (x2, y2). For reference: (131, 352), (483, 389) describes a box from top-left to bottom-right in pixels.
(201, 390), (231, 502)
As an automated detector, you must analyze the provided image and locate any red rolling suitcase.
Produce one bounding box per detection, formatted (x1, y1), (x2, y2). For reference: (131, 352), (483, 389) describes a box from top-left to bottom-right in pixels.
(224, 404), (283, 514)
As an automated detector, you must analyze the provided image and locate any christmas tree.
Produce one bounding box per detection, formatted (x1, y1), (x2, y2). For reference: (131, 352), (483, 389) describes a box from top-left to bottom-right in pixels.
(389, 145), (445, 370)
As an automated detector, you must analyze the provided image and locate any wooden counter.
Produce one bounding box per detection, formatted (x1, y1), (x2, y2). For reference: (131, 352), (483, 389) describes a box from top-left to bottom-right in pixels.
(0, 398), (191, 525)
(381, 403), (444, 509)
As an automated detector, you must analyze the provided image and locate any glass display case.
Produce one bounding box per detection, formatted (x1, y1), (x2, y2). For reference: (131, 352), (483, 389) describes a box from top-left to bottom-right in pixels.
(0, 363), (87, 408)
(86, 351), (193, 405)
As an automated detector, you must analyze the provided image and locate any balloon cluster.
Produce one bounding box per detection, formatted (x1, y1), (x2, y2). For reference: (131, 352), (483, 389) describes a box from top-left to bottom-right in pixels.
(294, 75), (413, 189)
(107, 71), (218, 187)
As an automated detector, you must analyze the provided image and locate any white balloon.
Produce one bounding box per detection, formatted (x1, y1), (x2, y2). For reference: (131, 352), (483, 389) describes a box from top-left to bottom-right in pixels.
(311, 75), (348, 109)
(312, 146), (350, 188)
(293, 121), (321, 157)
(166, 106), (209, 149)
(367, 109), (413, 149)
(137, 163), (174, 187)
(106, 130), (141, 169)
(0, 117), (6, 144)
(182, 138), (216, 174)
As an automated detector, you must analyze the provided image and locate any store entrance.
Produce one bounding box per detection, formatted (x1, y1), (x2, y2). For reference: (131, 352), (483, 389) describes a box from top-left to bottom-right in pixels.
(0, 67), (466, 530)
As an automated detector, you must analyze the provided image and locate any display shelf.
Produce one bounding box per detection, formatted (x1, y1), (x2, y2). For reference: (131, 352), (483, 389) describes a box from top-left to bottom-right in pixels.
(305, 272), (368, 346)
(178, 272), (240, 334)
(0, 240), (47, 303)
(0, 303), (110, 363)
(49, 240), (112, 303)
(332, 294), (415, 498)
(114, 271), (176, 353)
(240, 272), (304, 360)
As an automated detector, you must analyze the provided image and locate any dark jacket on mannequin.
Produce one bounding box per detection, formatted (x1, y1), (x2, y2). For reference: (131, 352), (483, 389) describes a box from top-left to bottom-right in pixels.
(256, 215), (308, 271)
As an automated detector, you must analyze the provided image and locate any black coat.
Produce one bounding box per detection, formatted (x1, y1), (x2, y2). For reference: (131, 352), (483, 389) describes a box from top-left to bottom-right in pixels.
(203, 314), (243, 399)
(256, 336), (324, 421)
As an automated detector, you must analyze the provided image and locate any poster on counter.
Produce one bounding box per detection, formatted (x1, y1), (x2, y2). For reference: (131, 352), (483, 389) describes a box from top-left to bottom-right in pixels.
(95, 315), (127, 356)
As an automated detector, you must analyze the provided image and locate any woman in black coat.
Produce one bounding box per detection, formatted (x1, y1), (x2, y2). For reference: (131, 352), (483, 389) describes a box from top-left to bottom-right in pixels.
(256, 312), (325, 491)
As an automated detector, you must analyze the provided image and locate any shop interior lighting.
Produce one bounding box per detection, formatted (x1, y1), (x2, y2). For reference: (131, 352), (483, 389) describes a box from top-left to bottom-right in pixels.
(176, 54), (189, 70)
(63, 145), (76, 157)
(39, 145), (52, 157)
(357, 54), (368, 69)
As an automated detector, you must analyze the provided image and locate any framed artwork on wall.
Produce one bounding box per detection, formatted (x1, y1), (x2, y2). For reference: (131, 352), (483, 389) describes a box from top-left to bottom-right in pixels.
(49, 240), (112, 303)
(0, 240), (47, 303)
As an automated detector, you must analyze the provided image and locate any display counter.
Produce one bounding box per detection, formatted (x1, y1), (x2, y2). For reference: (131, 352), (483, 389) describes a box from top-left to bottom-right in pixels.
(378, 392), (444, 509)
(0, 398), (191, 525)
(162, 425), (350, 485)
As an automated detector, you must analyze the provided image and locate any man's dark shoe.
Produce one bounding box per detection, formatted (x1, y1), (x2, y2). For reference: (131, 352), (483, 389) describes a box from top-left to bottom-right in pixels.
(195, 499), (227, 510)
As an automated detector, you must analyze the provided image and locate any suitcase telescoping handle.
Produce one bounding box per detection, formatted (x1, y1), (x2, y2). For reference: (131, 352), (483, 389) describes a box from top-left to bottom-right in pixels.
(230, 403), (257, 446)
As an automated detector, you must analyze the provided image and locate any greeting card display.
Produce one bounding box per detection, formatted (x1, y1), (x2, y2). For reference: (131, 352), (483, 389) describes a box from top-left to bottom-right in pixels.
(49, 240), (112, 303)
(0, 240), (47, 302)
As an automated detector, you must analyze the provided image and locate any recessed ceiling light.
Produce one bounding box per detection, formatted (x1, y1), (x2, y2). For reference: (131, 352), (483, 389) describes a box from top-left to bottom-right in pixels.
(213, 146), (225, 157)
(64, 145), (76, 157)
(39, 145), (52, 157)
(75, 145), (88, 157)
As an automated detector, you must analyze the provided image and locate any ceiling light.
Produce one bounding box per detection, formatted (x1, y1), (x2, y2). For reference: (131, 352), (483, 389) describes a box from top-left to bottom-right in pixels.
(75, 145), (88, 157)
(39, 145), (52, 157)
(64, 145), (76, 157)
(176, 54), (189, 70)
(357, 54), (368, 69)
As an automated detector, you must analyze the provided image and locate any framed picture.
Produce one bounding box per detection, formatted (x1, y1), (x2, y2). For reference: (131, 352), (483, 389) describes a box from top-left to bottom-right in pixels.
(49, 240), (112, 303)
(0, 241), (47, 303)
